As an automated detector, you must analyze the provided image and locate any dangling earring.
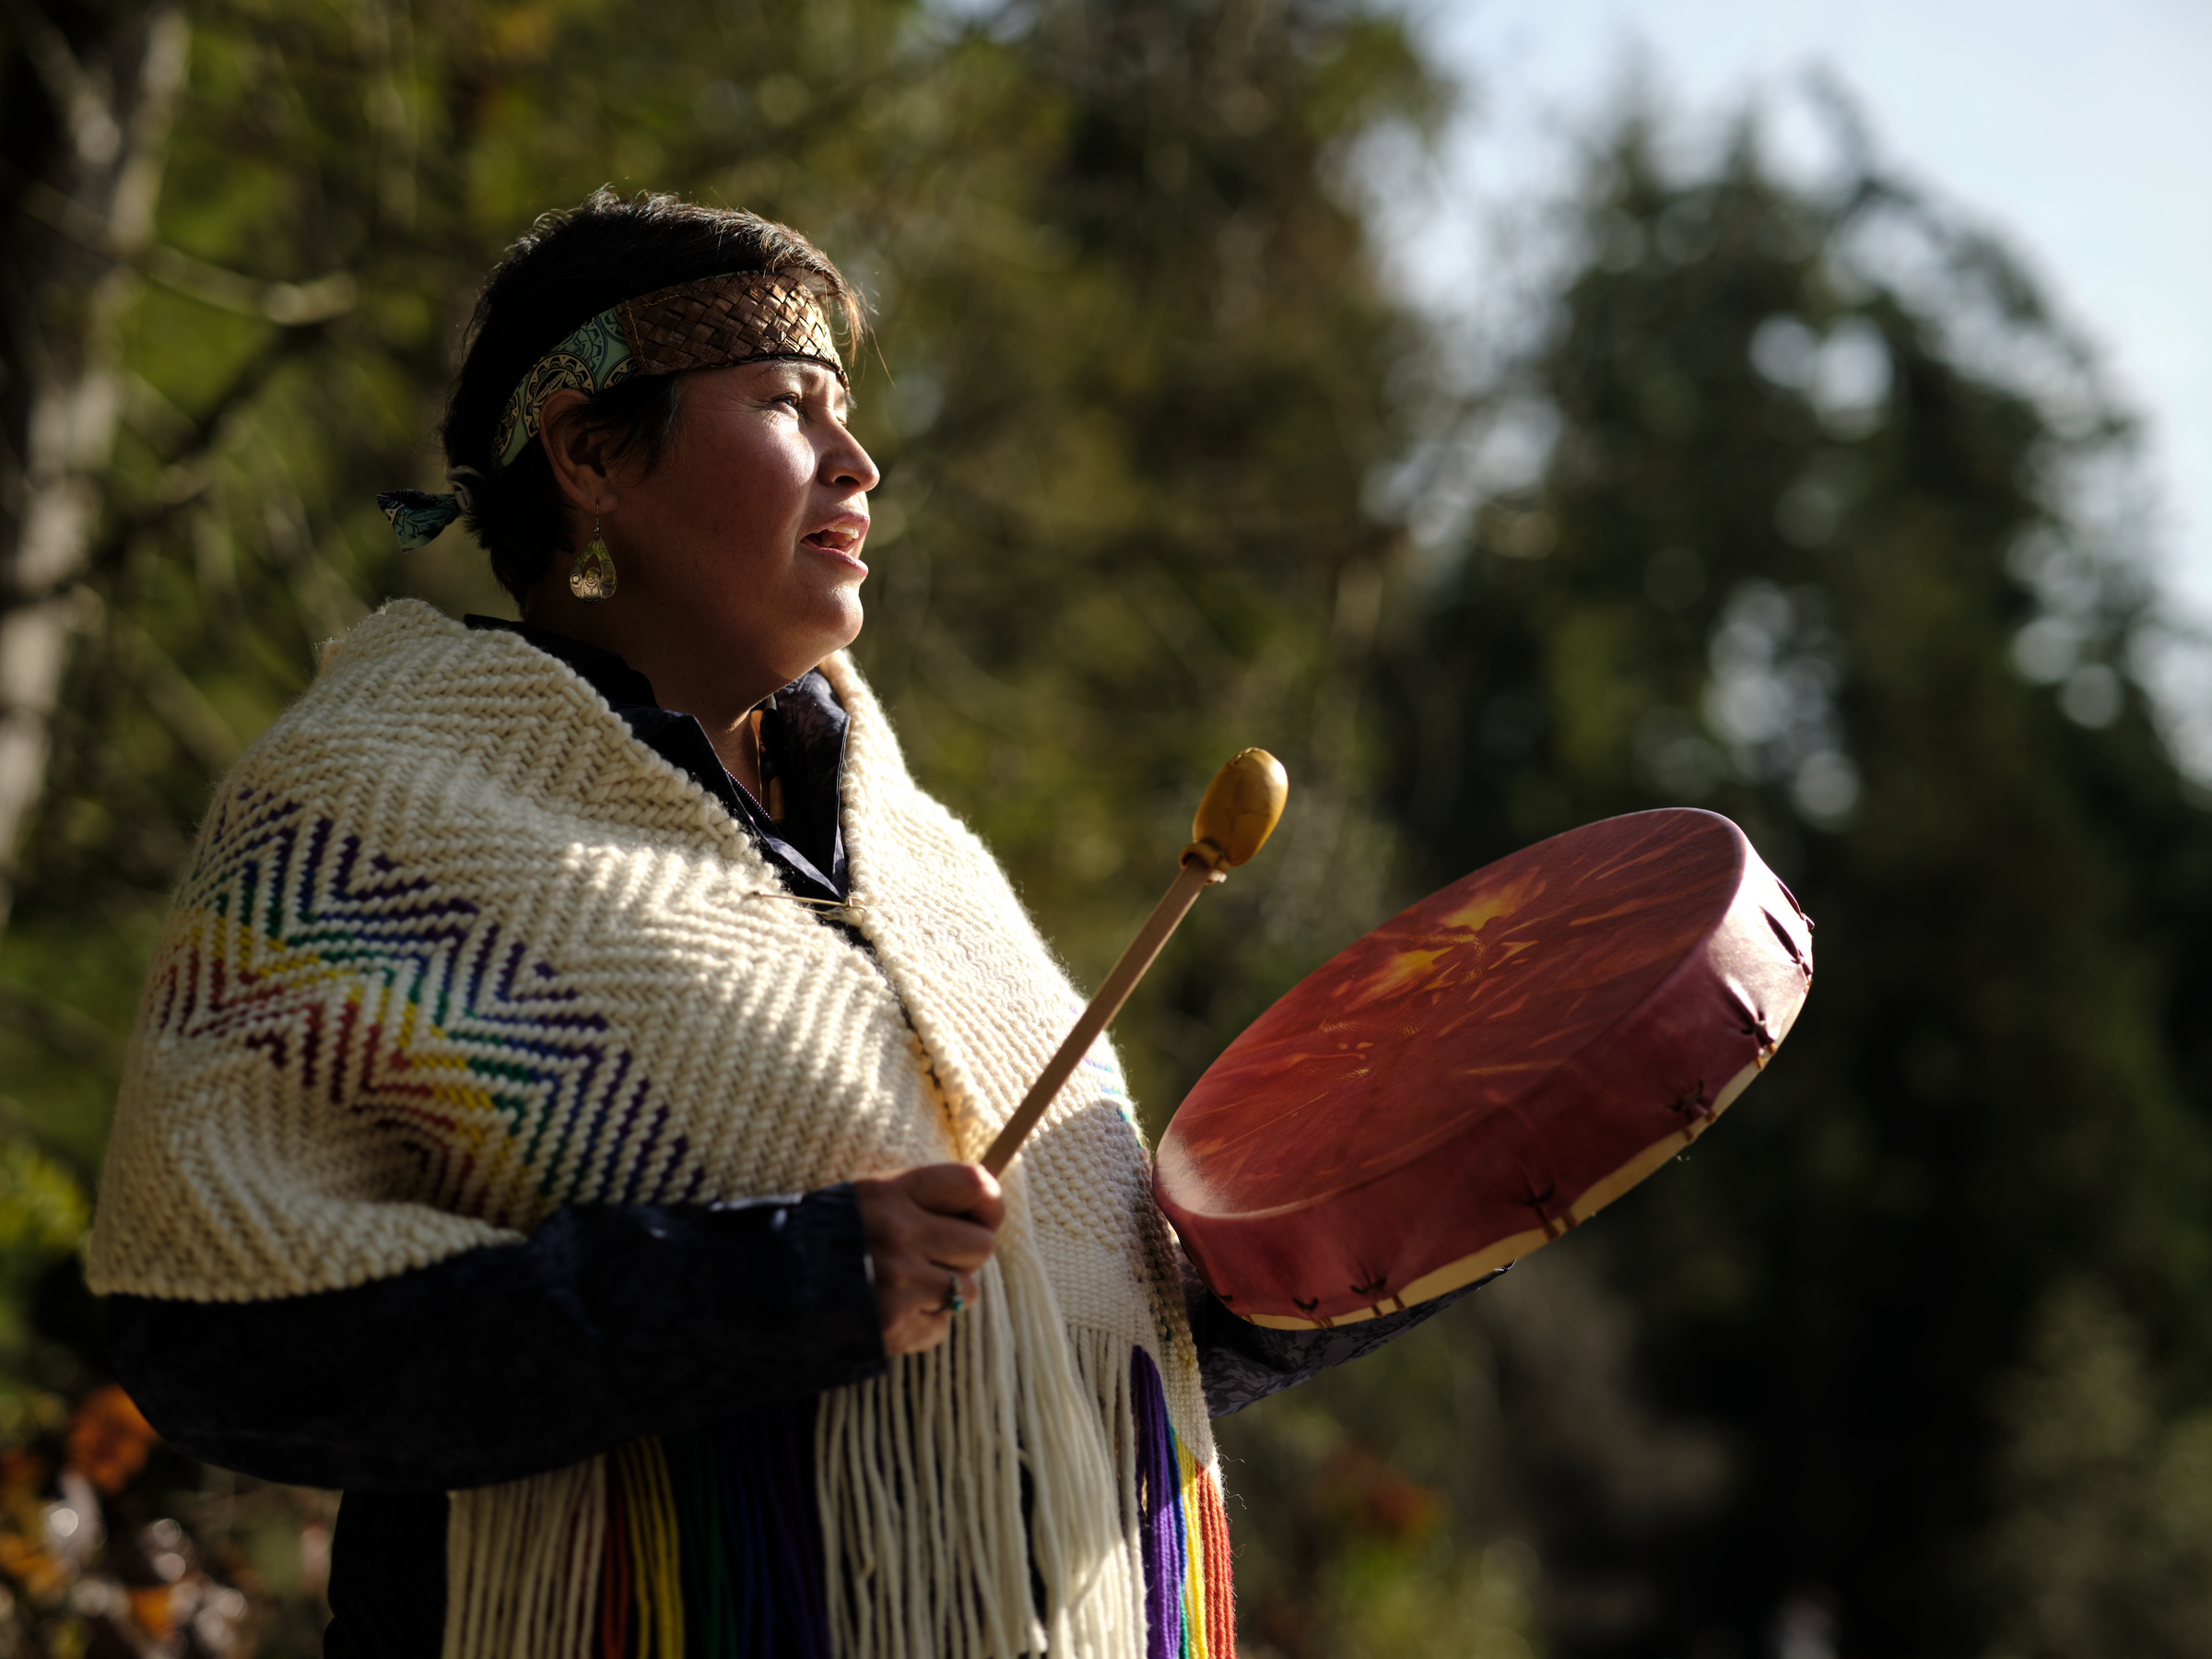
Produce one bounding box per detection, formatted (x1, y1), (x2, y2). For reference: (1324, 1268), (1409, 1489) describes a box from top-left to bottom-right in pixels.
(571, 514), (617, 602)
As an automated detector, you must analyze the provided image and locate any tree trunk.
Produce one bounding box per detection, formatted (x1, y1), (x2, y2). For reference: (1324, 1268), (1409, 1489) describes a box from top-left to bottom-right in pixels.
(0, 0), (189, 935)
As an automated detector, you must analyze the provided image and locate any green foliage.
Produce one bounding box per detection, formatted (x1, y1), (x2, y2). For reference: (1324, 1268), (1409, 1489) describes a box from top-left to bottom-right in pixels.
(1984, 1278), (2212, 1657)
(0, 1144), (87, 1265)
(1218, 1218), (1733, 1655)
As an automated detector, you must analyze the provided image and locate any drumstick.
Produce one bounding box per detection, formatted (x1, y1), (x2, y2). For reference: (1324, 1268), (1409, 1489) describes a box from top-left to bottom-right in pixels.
(981, 747), (1289, 1177)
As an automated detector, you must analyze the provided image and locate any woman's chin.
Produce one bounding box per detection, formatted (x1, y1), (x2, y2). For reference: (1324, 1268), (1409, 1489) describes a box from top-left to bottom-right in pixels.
(792, 595), (864, 667)
(824, 592), (865, 647)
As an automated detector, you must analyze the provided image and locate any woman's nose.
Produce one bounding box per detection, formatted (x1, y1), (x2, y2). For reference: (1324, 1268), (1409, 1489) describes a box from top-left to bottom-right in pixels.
(825, 430), (881, 494)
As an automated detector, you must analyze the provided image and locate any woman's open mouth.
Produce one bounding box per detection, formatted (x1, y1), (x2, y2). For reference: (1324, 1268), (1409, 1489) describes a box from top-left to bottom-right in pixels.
(803, 521), (869, 573)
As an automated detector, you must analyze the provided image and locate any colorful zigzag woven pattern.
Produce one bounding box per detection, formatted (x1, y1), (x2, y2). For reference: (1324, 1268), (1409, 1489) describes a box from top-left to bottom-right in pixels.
(147, 787), (701, 1230)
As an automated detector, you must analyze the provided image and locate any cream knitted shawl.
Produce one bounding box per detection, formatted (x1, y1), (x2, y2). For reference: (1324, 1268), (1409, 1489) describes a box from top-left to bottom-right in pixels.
(88, 599), (1233, 1658)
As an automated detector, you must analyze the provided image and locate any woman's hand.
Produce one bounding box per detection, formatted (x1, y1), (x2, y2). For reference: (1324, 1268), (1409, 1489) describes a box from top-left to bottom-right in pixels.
(853, 1163), (1006, 1356)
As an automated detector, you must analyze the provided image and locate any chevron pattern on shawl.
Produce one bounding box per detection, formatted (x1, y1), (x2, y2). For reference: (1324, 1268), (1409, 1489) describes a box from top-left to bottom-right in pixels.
(154, 786), (701, 1229)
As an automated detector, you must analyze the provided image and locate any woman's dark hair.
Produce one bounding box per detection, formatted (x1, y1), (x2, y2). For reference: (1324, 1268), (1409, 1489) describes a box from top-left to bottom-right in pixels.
(443, 190), (864, 602)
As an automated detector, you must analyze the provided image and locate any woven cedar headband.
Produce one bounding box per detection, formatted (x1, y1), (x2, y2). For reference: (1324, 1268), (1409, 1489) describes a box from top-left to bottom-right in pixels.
(492, 269), (846, 470)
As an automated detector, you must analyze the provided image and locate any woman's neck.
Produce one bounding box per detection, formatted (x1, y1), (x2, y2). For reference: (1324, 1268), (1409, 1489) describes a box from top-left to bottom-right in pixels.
(520, 589), (780, 797)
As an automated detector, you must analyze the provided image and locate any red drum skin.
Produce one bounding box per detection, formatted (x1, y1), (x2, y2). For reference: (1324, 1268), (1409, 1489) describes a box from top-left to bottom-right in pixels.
(1156, 809), (1813, 1328)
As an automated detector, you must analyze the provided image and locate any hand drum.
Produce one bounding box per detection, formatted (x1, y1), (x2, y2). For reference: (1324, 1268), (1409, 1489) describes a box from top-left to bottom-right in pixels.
(1155, 808), (1813, 1328)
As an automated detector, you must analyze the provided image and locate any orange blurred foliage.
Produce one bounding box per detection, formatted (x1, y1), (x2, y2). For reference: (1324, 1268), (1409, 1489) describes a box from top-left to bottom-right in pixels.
(67, 1384), (157, 1495)
(1318, 1442), (1445, 1546)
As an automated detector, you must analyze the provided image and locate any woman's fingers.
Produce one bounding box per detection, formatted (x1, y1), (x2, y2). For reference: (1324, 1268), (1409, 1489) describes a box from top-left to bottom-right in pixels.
(855, 1178), (998, 1270)
(853, 1163), (1006, 1356)
(896, 1161), (1006, 1230)
(875, 1260), (981, 1357)
(878, 1280), (972, 1355)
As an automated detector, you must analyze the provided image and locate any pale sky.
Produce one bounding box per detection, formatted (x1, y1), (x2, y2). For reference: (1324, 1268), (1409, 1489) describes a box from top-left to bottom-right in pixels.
(1398, 0), (2212, 615)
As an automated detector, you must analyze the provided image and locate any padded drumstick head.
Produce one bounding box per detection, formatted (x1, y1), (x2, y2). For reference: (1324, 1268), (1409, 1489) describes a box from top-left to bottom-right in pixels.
(1157, 808), (1813, 1328)
(1186, 747), (1288, 872)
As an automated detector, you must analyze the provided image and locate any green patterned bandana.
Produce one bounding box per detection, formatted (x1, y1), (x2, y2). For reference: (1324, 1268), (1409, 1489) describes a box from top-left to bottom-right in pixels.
(493, 306), (641, 470)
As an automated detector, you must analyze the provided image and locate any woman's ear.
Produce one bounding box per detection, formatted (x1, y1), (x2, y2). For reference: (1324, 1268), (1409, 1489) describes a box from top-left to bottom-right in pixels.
(539, 389), (618, 514)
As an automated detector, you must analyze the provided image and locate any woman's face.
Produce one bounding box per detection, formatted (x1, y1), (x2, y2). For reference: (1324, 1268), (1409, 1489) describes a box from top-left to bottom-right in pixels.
(555, 358), (879, 702)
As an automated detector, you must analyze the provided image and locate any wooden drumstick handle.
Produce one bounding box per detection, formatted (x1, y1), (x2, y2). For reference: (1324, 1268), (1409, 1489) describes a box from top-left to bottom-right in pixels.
(982, 749), (1288, 1176)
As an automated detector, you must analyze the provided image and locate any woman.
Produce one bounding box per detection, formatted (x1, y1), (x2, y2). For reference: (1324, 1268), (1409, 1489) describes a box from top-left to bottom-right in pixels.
(88, 192), (1478, 1658)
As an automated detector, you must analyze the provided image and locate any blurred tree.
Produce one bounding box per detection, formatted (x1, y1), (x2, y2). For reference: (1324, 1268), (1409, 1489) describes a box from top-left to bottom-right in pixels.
(1216, 1244), (1687, 1659)
(1371, 112), (2212, 1655)
(1983, 1277), (2212, 1657)
(0, 0), (188, 935)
